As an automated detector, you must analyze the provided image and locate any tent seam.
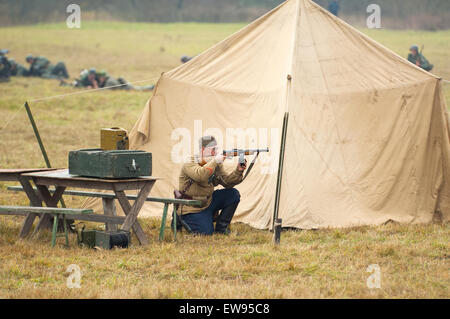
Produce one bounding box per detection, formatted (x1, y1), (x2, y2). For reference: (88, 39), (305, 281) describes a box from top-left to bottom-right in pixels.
(303, 0), (359, 215)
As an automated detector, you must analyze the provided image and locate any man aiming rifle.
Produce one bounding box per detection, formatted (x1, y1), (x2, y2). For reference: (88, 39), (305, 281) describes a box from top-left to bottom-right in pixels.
(174, 135), (268, 235)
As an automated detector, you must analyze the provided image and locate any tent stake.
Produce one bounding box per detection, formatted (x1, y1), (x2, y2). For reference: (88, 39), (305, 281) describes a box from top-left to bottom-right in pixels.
(24, 101), (66, 208)
(273, 218), (282, 245)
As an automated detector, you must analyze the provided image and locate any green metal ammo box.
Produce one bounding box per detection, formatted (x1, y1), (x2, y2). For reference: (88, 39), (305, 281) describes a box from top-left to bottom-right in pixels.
(80, 230), (131, 249)
(68, 148), (152, 178)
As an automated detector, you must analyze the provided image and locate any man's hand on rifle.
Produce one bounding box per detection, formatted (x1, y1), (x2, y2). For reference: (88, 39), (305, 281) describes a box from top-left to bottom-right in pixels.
(214, 153), (226, 164)
(237, 159), (247, 172)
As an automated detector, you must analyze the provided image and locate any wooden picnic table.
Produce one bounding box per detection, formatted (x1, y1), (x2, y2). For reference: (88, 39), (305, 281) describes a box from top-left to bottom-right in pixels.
(0, 168), (60, 237)
(20, 169), (159, 246)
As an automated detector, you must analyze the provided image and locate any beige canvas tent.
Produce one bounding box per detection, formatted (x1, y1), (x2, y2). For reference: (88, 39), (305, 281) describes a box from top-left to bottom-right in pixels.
(86, 0), (450, 229)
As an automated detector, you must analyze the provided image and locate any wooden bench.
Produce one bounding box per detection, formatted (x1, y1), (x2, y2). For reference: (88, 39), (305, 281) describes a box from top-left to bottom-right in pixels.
(8, 186), (201, 241)
(0, 205), (93, 247)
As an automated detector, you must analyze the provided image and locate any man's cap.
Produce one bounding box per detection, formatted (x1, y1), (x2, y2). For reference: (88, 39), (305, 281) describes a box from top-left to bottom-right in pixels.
(199, 136), (217, 149)
(25, 54), (33, 61)
(96, 70), (107, 77)
(0, 49), (9, 55)
(8, 58), (15, 64)
(410, 45), (419, 51)
(88, 68), (96, 74)
(181, 55), (192, 63)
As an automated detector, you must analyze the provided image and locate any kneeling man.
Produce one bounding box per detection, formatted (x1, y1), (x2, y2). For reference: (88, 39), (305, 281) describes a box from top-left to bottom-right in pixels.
(177, 136), (246, 235)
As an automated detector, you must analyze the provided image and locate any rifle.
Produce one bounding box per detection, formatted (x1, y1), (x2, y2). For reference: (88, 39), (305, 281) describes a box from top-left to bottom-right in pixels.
(223, 148), (269, 164)
(208, 148), (269, 184)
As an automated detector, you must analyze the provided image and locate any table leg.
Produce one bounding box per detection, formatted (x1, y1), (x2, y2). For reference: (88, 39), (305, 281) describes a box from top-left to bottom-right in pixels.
(102, 198), (118, 231)
(114, 190), (149, 245)
(173, 204), (178, 241)
(114, 181), (154, 245)
(63, 214), (69, 246)
(159, 203), (169, 241)
(18, 177), (43, 238)
(32, 185), (66, 237)
(51, 214), (58, 247)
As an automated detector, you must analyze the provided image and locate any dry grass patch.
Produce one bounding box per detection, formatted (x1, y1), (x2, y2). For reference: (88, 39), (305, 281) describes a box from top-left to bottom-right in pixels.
(0, 217), (448, 298)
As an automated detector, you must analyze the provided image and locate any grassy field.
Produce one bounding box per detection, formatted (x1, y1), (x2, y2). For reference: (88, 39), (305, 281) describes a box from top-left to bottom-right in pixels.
(0, 22), (449, 299)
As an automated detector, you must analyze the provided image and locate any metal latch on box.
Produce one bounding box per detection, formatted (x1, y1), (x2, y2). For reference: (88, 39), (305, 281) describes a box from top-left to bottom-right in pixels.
(128, 159), (138, 172)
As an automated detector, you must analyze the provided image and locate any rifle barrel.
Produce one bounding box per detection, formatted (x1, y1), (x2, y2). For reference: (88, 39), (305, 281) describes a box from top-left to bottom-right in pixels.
(223, 148), (269, 156)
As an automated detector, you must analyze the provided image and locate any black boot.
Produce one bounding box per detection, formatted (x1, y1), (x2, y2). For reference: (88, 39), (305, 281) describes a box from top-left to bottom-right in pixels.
(215, 202), (239, 234)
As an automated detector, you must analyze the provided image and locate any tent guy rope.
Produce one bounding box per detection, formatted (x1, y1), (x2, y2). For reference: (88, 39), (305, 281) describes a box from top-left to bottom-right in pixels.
(0, 76), (159, 134)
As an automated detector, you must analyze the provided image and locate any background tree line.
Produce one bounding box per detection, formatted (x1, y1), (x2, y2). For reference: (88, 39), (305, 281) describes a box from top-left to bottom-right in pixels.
(0, 0), (448, 30)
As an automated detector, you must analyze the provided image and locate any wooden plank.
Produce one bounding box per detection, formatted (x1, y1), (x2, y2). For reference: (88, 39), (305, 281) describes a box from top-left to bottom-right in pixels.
(33, 184), (66, 233)
(23, 169), (158, 183)
(0, 168), (57, 182)
(0, 210), (124, 224)
(32, 177), (116, 191)
(18, 177), (42, 206)
(111, 180), (156, 191)
(119, 181), (154, 232)
(22, 169), (159, 191)
(114, 189), (149, 246)
(18, 177), (42, 238)
(0, 168), (57, 174)
(52, 186), (67, 206)
(66, 214), (125, 224)
(0, 211), (28, 216)
(0, 206), (93, 215)
(8, 186), (202, 206)
(36, 185), (57, 206)
(0, 172), (22, 182)
(102, 198), (118, 231)
(32, 185), (55, 234)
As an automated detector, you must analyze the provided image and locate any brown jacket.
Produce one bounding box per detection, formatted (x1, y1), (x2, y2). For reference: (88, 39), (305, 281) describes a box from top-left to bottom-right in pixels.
(178, 156), (244, 214)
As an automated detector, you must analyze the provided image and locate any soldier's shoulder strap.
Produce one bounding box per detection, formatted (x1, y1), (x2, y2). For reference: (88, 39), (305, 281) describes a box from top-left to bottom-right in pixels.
(242, 151), (261, 181)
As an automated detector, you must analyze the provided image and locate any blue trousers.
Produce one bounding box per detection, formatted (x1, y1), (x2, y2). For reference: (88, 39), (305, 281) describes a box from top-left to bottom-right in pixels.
(181, 188), (240, 235)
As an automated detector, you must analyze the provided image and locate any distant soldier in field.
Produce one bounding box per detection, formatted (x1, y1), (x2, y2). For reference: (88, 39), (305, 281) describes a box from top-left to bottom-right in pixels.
(328, 0), (340, 16)
(180, 55), (193, 63)
(61, 68), (154, 91)
(96, 70), (154, 91)
(8, 58), (29, 76)
(407, 45), (434, 72)
(26, 55), (70, 79)
(0, 49), (11, 82)
(75, 68), (99, 88)
(96, 70), (119, 88)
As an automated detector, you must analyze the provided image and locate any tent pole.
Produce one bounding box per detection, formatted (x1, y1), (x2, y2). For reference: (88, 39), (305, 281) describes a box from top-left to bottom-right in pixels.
(272, 111), (289, 243)
(24, 101), (66, 208)
(271, 0), (300, 243)
(24, 102), (51, 168)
